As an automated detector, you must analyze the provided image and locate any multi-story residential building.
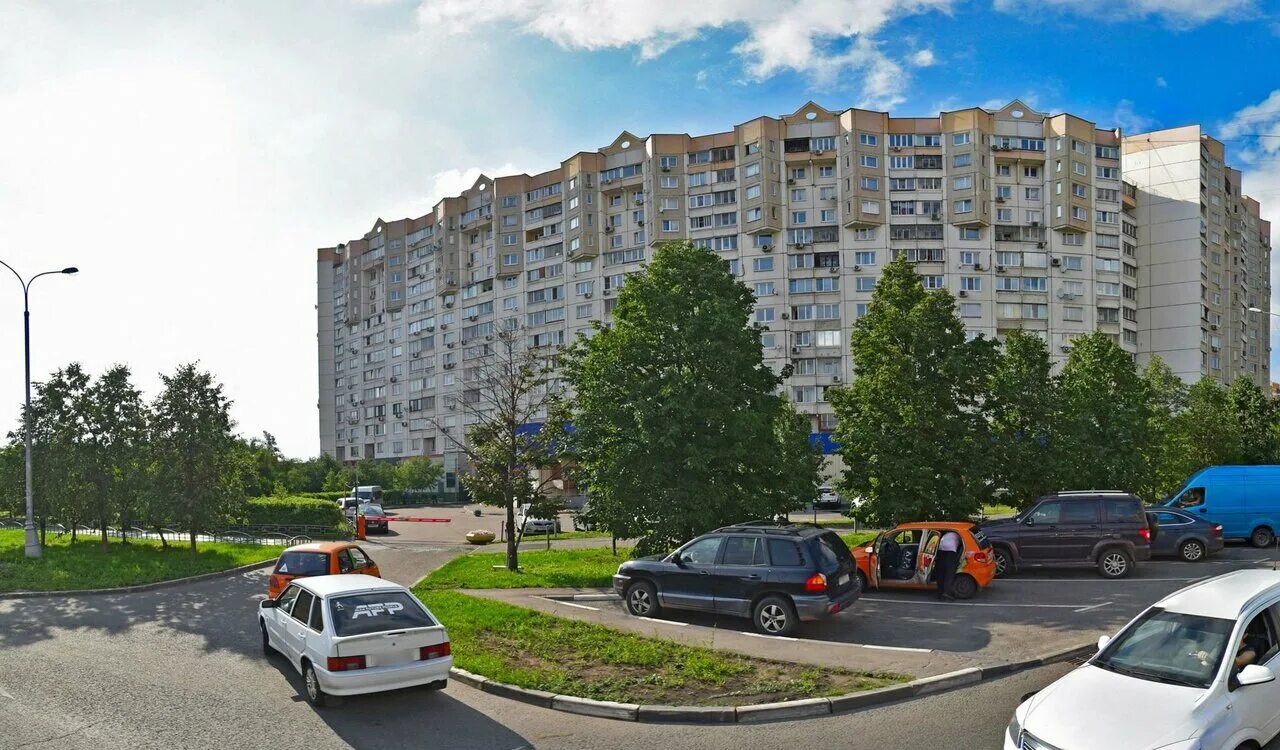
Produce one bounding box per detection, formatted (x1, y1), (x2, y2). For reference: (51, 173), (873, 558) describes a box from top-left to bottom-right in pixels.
(318, 100), (1257, 480)
(1123, 126), (1271, 386)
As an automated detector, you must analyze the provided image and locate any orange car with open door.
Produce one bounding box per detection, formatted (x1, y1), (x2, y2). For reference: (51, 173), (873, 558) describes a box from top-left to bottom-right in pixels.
(851, 522), (996, 599)
(266, 541), (381, 598)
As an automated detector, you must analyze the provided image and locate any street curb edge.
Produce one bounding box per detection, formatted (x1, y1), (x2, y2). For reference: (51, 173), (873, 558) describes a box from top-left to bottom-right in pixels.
(0, 559), (276, 600)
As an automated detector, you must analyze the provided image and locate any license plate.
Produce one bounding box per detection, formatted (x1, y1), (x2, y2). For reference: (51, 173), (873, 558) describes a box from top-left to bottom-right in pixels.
(838, 573), (850, 586)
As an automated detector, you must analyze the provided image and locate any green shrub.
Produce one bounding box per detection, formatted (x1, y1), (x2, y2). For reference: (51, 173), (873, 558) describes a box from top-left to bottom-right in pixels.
(241, 497), (345, 528)
(299, 491), (349, 501)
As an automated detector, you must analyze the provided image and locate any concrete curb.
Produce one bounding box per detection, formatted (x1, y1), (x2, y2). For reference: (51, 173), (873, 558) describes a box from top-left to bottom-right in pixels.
(0, 559), (276, 600)
(447, 641), (1096, 724)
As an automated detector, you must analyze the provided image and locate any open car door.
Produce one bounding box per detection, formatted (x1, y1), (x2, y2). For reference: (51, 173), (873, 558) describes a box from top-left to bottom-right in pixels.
(867, 533), (882, 589)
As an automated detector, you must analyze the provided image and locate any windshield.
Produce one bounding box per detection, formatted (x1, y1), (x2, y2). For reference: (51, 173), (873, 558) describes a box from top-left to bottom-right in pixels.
(363, 505), (385, 516)
(1094, 608), (1233, 689)
(329, 591), (435, 636)
(274, 551), (329, 576)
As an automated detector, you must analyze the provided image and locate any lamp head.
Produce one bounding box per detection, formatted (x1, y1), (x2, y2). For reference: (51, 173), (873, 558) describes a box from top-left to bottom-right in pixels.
(61, 267), (78, 275)
(1249, 306), (1263, 313)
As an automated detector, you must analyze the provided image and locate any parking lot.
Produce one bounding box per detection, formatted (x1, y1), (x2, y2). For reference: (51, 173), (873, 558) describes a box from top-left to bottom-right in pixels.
(477, 544), (1280, 677)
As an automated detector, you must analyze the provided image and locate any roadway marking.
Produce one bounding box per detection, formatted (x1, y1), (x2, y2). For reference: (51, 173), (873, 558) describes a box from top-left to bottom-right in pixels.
(993, 577), (1204, 583)
(0, 683), (12, 700)
(738, 631), (932, 652)
(636, 616), (687, 627)
(741, 631), (799, 642)
(859, 596), (1097, 609)
(535, 597), (598, 612)
(1072, 602), (1114, 613)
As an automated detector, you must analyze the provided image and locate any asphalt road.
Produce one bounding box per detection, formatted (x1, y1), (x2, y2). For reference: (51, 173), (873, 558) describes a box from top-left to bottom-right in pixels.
(3, 541), (1278, 750)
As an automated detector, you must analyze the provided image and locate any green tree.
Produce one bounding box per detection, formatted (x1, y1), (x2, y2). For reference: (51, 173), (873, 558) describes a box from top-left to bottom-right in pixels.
(394, 455), (444, 492)
(439, 325), (561, 571)
(15, 365), (93, 542)
(81, 365), (149, 548)
(1173, 378), (1239, 476)
(987, 330), (1059, 509)
(770, 398), (827, 515)
(322, 459), (398, 493)
(1139, 357), (1190, 501)
(562, 241), (822, 555)
(149, 363), (245, 553)
(828, 257), (995, 525)
(239, 432), (284, 497)
(1227, 377), (1278, 464)
(283, 453), (341, 493)
(1056, 332), (1152, 491)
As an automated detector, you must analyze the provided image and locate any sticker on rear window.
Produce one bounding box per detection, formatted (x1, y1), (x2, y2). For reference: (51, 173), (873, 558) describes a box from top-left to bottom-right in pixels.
(352, 602), (404, 619)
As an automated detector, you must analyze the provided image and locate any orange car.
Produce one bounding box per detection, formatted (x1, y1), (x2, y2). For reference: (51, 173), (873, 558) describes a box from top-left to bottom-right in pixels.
(851, 522), (996, 599)
(266, 542), (381, 598)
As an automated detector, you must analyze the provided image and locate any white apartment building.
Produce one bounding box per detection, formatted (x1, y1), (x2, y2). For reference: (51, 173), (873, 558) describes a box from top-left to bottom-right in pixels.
(317, 100), (1260, 479)
(1123, 126), (1271, 385)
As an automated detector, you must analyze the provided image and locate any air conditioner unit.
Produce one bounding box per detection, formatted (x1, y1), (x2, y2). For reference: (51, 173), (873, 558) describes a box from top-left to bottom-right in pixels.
(791, 346), (801, 354)
(1060, 345), (1072, 352)
(996, 196), (1006, 203)
(440, 323), (448, 330)
(781, 312), (790, 320)
(1037, 242), (1047, 249)
(427, 326), (435, 332)
(446, 343), (455, 349)
(583, 292), (593, 298)
(637, 220), (645, 226)
(1030, 221), (1040, 227)
(996, 265), (1006, 272)
(853, 264), (862, 271)
(444, 363), (455, 369)
(389, 376), (398, 382)
(1211, 324), (1219, 331)
(378, 415), (386, 422)
(787, 178), (796, 185)
(831, 375), (842, 383)
(605, 226), (614, 233)
(973, 263), (984, 271)
(891, 146), (902, 152)
(761, 244), (773, 253)
(931, 213), (942, 220)
(661, 166), (671, 172)
(814, 150), (825, 155)
(412, 352), (420, 359)
(958, 289), (969, 297)
(1050, 257), (1060, 265)
(468, 314), (479, 321)
(1212, 346), (1221, 352)
(829, 267), (839, 274)
(446, 302), (454, 308)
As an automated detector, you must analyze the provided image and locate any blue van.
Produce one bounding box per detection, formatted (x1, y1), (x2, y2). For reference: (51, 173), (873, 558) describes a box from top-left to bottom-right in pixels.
(1164, 465), (1280, 547)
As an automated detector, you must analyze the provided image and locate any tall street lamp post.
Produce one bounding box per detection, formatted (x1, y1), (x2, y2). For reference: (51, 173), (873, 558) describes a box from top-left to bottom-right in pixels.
(0, 260), (78, 559)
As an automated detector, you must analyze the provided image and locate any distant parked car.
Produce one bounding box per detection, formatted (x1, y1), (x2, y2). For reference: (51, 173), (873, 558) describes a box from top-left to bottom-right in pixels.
(355, 504), (389, 534)
(517, 505), (562, 534)
(813, 485), (843, 510)
(268, 542), (381, 599)
(1006, 569), (1280, 750)
(612, 523), (860, 636)
(852, 521), (996, 599)
(981, 491), (1154, 579)
(260, 575), (451, 706)
(1145, 507), (1225, 562)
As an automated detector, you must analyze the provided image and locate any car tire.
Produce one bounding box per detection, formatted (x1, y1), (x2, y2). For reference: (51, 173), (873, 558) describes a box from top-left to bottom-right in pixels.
(856, 570), (869, 594)
(302, 661), (333, 707)
(260, 620), (275, 656)
(1179, 539), (1206, 562)
(422, 679), (448, 692)
(951, 573), (979, 600)
(625, 580), (660, 617)
(1097, 549), (1133, 579)
(993, 548), (1013, 578)
(1250, 526), (1274, 549)
(753, 595), (797, 637)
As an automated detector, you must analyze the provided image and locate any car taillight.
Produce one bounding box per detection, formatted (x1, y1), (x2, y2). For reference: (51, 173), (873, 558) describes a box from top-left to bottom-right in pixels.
(804, 573), (827, 593)
(327, 655), (366, 672)
(1138, 528), (1151, 542)
(1212, 525), (1223, 536)
(419, 642), (452, 661)
(972, 551), (989, 563)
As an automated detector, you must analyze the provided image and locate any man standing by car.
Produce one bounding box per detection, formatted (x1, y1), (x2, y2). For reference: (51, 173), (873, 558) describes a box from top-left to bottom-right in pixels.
(936, 529), (961, 600)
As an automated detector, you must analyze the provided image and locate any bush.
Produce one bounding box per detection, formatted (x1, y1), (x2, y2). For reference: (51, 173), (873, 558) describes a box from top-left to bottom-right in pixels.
(241, 497), (345, 528)
(298, 491), (349, 501)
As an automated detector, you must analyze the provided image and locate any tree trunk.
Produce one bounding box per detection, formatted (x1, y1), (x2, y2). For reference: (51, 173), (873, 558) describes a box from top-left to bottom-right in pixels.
(505, 498), (518, 572)
(190, 527), (198, 555)
(157, 525), (168, 549)
(70, 523), (77, 542)
(101, 520), (109, 551)
(39, 518), (46, 546)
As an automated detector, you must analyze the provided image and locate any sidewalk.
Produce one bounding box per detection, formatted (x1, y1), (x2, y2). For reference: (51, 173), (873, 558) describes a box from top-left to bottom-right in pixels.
(466, 587), (987, 678)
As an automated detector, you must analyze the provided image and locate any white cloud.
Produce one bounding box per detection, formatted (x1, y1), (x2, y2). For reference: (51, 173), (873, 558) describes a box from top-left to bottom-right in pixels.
(911, 48), (936, 67)
(416, 0), (955, 109)
(1112, 99), (1156, 133)
(1219, 89), (1280, 161)
(1155, 76), (1168, 87)
(992, 0), (1253, 27)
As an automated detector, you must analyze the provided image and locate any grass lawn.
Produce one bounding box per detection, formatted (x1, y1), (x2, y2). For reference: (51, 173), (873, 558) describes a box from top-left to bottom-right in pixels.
(980, 503), (1019, 518)
(0, 529), (276, 593)
(418, 590), (908, 705)
(838, 531), (879, 550)
(420, 546), (631, 590)
(517, 529), (612, 541)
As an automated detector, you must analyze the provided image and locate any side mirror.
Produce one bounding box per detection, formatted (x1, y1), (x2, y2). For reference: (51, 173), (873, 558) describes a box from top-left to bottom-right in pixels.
(1237, 664), (1275, 688)
(260, 598), (278, 609)
(1023, 517), (1035, 526)
(1096, 635), (1110, 652)
(865, 547), (874, 554)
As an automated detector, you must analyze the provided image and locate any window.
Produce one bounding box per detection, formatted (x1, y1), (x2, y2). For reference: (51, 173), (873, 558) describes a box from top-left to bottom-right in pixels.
(791, 211), (807, 224)
(755, 308), (775, 323)
(660, 176), (679, 189)
(960, 227), (981, 240)
(816, 330), (840, 347)
(754, 282), (776, 297)
(768, 539), (803, 566)
(960, 277), (981, 291)
(753, 257), (774, 272)
(953, 175), (973, 190)
(1096, 258), (1121, 273)
(860, 155), (878, 168)
(1063, 255), (1083, 271)
(661, 219), (680, 232)
(1098, 282), (1121, 296)
(861, 176), (880, 190)
(997, 277), (1021, 292)
(1097, 166), (1119, 180)
(890, 156), (914, 170)
(960, 302), (981, 317)
(856, 276), (878, 292)
(954, 199), (973, 214)
(1062, 500), (1100, 524)
(290, 590), (315, 626)
(921, 275), (944, 290)
(722, 536), (766, 566)
(952, 132), (971, 145)
(861, 199), (880, 214)
(1024, 166), (1039, 179)
(854, 251), (876, 265)
(1029, 501), (1060, 524)
(1063, 306), (1084, 322)
(1072, 206), (1088, 221)
(679, 536), (723, 564)
(859, 132), (878, 146)
(1023, 277), (1047, 292)
(953, 153), (972, 168)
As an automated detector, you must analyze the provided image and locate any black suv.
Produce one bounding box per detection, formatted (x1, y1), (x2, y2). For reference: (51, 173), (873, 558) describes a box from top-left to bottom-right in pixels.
(980, 491), (1153, 579)
(612, 523), (860, 636)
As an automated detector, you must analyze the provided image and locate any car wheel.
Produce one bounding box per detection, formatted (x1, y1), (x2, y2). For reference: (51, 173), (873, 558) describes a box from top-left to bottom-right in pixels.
(1179, 539), (1206, 562)
(1250, 526), (1274, 548)
(303, 662), (332, 707)
(260, 620), (275, 656)
(856, 570), (869, 594)
(1097, 549), (1133, 579)
(625, 580), (659, 617)
(753, 596), (797, 637)
(951, 573), (979, 600)
(993, 548), (1013, 578)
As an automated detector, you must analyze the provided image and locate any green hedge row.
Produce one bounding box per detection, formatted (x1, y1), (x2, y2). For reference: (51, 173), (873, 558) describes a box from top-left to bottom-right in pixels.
(242, 497), (346, 528)
(296, 490), (464, 505)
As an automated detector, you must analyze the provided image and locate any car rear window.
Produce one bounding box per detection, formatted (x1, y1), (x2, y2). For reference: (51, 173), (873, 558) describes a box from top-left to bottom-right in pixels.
(814, 532), (855, 573)
(1103, 499), (1144, 524)
(767, 539), (804, 567)
(328, 592), (435, 637)
(967, 527), (992, 549)
(275, 551), (329, 576)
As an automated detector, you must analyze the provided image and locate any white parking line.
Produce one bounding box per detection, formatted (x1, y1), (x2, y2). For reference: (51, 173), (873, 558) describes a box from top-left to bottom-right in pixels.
(535, 597), (598, 611)
(993, 577), (1203, 583)
(1072, 602), (1113, 613)
(859, 596), (1094, 609)
(637, 616), (687, 627)
(736, 631), (932, 652)
(741, 632), (799, 642)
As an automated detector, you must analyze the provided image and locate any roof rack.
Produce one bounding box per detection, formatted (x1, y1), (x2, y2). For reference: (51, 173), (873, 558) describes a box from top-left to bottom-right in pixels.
(1052, 490), (1133, 496)
(712, 521), (821, 536)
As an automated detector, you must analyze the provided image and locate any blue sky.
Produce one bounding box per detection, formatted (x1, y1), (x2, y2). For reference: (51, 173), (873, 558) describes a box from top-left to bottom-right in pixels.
(0, 0), (1278, 457)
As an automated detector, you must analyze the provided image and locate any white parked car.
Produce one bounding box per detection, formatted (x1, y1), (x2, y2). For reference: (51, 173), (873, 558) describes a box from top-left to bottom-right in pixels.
(259, 574), (452, 706)
(1007, 569), (1280, 750)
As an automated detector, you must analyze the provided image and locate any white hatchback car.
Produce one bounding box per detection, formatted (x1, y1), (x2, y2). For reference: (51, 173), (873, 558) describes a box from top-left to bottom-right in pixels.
(259, 574), (452, 706)
(1007, 569), (1280, 750)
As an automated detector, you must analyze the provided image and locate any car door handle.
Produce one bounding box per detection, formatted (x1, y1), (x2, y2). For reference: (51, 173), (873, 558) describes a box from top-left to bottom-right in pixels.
(744, 574), (761, 580)
(700, 570), (710, 575)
